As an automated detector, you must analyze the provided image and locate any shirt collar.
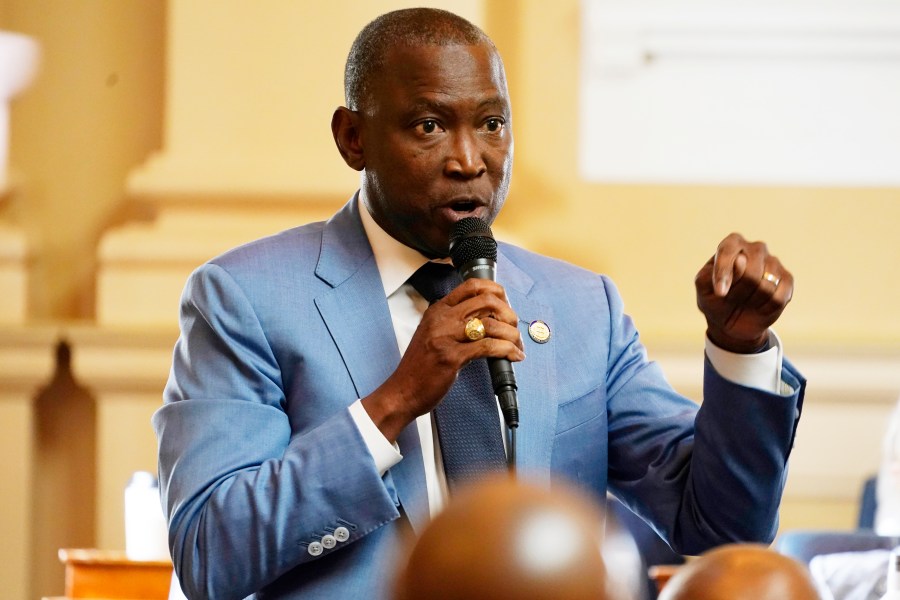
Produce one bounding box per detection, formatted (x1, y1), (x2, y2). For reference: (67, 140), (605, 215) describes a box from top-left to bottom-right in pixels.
(358, 194), (437, 298)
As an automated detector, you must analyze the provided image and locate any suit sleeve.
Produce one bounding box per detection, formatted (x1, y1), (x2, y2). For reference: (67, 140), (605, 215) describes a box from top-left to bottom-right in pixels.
(153, 263), (399, 599)
(602, 276), (805, 555)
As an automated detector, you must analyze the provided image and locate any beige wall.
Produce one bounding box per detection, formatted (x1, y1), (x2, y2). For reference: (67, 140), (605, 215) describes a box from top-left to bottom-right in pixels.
(2, 0), (164, 319)
(0, 1), (898, 598)
(1, 1), (164, 597)
(490, 0), (900, 349)
(5, 1), (898, 338)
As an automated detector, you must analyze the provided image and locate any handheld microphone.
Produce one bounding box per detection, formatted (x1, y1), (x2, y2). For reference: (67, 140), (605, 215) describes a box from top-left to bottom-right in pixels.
(449, 217), (519, 429)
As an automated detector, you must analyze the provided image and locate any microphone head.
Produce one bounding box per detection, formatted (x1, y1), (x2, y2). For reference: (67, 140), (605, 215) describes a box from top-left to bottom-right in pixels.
(449, 217), (497, 268)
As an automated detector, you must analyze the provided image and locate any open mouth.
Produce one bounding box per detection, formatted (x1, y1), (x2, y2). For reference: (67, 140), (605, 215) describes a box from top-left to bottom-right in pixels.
(450, 200), (479, 212)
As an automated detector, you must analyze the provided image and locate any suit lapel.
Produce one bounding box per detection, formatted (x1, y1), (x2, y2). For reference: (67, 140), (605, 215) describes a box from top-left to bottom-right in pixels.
(313, 198), (429, 533)
(498, 251), (557, 487)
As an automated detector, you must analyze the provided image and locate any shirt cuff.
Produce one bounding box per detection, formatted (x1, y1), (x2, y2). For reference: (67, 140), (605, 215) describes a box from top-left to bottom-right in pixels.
(705, 329), (787, 395)
(348, 400), (403, 476)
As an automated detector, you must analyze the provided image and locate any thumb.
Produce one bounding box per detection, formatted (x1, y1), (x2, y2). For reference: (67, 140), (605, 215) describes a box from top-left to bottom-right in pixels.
(715, 252), (747, 297)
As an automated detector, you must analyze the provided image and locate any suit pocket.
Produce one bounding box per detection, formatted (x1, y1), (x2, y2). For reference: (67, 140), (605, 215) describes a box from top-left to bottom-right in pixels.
(552, 384), (608, 494)
(554, 384), (606, 435)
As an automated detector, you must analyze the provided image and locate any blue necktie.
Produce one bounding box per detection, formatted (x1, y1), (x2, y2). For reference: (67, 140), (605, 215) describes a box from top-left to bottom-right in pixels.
(408, 262), (507, 493)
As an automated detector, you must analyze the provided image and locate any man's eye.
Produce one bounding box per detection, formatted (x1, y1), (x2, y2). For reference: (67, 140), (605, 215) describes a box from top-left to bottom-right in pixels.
(419, 119), (440, 134)
(485, 118), (504, 132)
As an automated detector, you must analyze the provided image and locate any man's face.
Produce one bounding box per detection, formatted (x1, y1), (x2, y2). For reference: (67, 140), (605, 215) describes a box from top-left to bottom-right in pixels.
(357, 42), (514, 258)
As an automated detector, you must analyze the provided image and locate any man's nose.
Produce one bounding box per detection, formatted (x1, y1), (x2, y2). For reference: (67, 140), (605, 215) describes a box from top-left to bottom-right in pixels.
(445, 130), (487, 178)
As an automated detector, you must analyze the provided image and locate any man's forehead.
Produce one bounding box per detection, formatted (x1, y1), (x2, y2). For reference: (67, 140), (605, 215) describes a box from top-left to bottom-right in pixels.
(385, 39), (499, 66)
(382, 42), (507, 87)
(355, 40), (510, 118)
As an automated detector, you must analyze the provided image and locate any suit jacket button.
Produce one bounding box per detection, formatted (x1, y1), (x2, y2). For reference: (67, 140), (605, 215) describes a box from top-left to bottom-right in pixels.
(334, 526), (350, 542)
(321, 534), (337, 549)
(308, 541), (323, 556)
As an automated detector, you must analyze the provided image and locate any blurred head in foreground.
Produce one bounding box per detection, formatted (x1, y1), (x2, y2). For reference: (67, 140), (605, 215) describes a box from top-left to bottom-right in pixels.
(658, 543), (819, 600)
(392, 474), (643, 600)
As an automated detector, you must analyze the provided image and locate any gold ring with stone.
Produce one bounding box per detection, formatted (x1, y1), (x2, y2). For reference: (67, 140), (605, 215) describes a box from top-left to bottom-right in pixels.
(763, 271), (781, 287)
(465, 317), (486, 341)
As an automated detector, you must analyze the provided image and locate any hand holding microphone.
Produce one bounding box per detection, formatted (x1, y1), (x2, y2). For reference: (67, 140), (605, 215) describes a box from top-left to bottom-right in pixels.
(450, 217), (520, 429)
(360, 217), (523, 444)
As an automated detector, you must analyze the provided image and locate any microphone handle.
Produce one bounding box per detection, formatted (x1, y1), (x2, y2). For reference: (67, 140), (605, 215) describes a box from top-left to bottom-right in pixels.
(491, 362), (519, 429)
(459, 258), (519, 429)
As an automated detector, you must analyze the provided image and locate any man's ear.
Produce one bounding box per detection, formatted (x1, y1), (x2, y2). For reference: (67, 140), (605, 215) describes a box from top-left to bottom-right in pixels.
(331, 107), (365, 171)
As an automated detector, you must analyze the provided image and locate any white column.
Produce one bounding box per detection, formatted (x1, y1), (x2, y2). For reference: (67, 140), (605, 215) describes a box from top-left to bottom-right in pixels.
(0, 30), (39, 189)
(0, 31), (39, 325)
(66, 326), (178, 551)
(0, 326), (58, 600)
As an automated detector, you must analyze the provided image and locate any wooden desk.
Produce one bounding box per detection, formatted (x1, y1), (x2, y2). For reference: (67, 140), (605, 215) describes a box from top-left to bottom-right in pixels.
(649, 564), (683, 594)
(57, 549), (173, 599)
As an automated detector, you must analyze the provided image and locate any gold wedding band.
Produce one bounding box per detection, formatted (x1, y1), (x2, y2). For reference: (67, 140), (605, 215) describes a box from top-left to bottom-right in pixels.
(465, 317), (486, 341)
(763, 271), (781, 287)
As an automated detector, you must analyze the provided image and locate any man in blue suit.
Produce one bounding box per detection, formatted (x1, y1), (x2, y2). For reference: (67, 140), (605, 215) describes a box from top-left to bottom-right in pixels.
(154, 8), (804, 599)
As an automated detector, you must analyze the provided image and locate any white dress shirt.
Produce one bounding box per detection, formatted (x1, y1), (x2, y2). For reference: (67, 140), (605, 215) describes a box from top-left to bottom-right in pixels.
(348, 197), (787, 516)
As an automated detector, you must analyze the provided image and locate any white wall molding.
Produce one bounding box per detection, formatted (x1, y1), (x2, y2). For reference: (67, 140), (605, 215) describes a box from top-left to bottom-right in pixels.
(580, 0), (900, 186)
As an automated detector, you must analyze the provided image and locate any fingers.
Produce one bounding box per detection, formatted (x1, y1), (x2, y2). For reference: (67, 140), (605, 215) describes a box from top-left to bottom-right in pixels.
(697, 233), (794, 352)
(721, 245), (768, 307)
(426, 279), (526, 359)
(709, 233), (792, 302)
(724, 251), (792, 313)
(711, 233), (750, 297)
(463, 316), (526, 356)
(452, 309), (526, 360)
(755, 264), (794, 315)
(443, 279), (516, 320)
(372, 280), (525, 437)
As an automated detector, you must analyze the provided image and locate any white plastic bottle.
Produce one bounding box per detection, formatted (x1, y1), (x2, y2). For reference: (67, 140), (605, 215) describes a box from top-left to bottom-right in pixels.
(881, 548), (900, 600)
(124, 471), (170, 561)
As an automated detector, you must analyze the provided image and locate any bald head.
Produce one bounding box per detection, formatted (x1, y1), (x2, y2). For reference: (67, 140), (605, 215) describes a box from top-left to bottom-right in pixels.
(344, 8), (496, 111)
(658, 544), (819, 600)
(392, 475), (641, 600)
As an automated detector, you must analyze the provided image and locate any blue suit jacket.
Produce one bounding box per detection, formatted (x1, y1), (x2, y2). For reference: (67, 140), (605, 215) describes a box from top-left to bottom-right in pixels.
(153, 197), (805, 599)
